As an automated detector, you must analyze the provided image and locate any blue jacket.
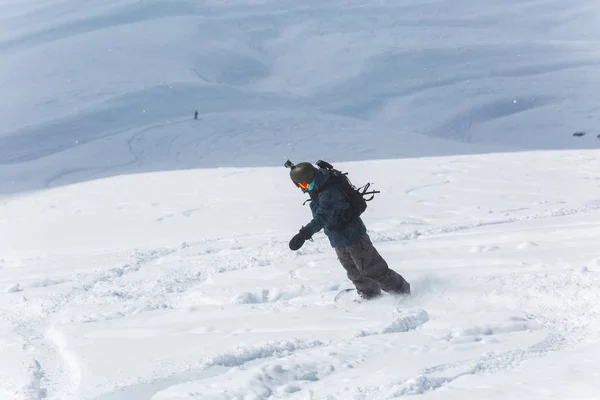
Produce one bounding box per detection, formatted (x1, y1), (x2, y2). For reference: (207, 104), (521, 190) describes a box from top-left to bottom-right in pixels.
(305, 168), (367, 247)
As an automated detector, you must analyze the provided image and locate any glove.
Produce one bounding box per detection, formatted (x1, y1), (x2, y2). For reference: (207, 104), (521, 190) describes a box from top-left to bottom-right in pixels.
(289, 226), (313, 251)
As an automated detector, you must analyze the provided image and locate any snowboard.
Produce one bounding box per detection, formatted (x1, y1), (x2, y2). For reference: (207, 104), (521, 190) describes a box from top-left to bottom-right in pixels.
(333, 288), (356, 302)
(334, 288), (407, 304)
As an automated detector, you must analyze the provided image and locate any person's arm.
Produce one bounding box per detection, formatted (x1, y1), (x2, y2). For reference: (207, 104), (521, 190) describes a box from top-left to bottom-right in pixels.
(289, 188), (345, 250)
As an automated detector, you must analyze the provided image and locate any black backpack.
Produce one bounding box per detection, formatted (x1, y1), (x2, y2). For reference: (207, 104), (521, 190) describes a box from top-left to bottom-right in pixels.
(302, 160), (380, 230)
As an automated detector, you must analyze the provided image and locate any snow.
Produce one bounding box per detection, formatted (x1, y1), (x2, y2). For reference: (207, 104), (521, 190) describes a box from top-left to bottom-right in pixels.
(1, 0), (600, 399)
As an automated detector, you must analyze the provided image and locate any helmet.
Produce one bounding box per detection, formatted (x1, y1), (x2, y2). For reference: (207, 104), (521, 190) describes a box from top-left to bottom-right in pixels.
(290, 162), (316, 185)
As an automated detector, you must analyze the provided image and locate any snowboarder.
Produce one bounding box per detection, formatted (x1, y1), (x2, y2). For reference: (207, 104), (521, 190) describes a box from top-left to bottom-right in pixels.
(287, 161), (411, 299)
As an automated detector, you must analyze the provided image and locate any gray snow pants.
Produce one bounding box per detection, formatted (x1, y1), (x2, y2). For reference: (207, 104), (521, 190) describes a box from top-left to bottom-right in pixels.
(334, 234), (410, 298)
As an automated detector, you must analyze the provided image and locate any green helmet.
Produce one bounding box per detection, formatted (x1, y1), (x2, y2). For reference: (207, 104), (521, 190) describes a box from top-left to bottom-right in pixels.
(289, 162), (316, 184)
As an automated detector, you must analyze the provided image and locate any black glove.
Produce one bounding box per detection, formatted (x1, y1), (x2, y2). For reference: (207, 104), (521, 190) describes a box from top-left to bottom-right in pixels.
(289, 226), (313, 251)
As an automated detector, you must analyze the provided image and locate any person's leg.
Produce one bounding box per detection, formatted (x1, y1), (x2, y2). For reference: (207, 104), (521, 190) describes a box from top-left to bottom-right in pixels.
(334, 245), (381, 298)
(348, 234), (410, 295)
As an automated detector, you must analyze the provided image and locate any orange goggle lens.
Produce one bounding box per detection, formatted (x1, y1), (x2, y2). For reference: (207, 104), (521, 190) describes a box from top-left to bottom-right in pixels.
(297, 181), (310, 189)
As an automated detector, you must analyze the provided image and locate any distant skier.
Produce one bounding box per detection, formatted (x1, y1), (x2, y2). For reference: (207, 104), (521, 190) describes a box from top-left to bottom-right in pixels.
(286, 161), (410, 299)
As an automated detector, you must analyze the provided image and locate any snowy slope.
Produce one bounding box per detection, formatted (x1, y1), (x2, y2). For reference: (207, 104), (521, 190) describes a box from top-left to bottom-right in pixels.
(2, 0), (600, 399)
(1, 0), (600, 195)
(3, 152), (600, 400)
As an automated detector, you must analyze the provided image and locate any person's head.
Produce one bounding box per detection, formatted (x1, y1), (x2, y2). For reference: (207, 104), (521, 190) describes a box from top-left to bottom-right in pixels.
(289, 162), (317, 192)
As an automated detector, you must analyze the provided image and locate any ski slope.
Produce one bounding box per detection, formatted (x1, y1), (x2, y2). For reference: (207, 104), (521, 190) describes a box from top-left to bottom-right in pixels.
(1, 0), (600, 195)
(3, 153), (600, 400)
(2, 0), (600, 399)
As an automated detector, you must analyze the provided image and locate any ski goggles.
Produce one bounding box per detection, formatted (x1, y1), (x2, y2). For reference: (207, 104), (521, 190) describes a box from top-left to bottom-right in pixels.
(295, 180), (315, 191)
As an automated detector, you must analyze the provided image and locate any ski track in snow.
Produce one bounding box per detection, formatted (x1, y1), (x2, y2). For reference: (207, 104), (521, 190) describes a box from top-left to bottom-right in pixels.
(0, 247), (183, 399)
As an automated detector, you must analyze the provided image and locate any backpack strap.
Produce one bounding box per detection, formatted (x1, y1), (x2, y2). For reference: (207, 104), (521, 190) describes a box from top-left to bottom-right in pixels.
(357, 182), (380, 201)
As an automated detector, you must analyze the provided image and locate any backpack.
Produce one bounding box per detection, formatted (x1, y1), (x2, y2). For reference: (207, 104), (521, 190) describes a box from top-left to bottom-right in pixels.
(310, 160), (380, 230)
